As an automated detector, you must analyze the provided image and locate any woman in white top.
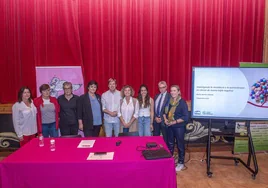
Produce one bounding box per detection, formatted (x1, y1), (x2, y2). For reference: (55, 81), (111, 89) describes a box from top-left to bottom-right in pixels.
(118, 85), (139, 133)
(12, 87), (37, 147)
(137, 84), (154, 136)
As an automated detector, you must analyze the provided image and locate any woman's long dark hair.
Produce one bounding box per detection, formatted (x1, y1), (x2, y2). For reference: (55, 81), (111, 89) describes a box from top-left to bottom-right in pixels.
(138, 84), (150, 108)
(18, 86), (32, 103)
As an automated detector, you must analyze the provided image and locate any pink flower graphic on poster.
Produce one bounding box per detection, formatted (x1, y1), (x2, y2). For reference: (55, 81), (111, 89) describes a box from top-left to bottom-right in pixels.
(36, 66), (84, 98)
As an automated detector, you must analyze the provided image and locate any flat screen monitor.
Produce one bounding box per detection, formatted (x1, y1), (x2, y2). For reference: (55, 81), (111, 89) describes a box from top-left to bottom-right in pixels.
(191, 67), (268, 120)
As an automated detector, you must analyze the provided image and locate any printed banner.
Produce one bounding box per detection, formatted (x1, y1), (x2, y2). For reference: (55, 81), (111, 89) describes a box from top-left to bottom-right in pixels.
(35, 66), (84, 98)
(234, 121), (268, 153)
(239, 62), (268, 68)
(233, 62), (268, 153)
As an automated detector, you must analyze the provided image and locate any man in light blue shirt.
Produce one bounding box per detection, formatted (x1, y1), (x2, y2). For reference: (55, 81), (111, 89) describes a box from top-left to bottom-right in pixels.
(101, 78), (122, 137)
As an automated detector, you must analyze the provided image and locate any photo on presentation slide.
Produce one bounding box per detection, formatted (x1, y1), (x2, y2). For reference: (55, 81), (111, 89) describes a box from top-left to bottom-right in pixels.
(191, 67), (268, 120)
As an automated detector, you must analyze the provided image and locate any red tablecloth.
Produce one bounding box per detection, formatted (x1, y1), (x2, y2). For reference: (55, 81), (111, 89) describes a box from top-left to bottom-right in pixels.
(0, 136), (177, 188)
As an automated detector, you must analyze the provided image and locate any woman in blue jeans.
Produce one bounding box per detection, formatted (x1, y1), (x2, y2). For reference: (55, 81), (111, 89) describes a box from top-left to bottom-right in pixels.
(34, 84), (60, 138)
(163, 85), (189, 172)
(137, 85), (154, 136)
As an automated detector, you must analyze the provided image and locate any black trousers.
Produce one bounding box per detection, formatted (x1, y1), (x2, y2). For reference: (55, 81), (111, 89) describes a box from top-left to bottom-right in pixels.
(83, 125), (101, 137)
(167, 126), (186, 164)
(153, 121), (168, 145)
(60, 123), (78, 136)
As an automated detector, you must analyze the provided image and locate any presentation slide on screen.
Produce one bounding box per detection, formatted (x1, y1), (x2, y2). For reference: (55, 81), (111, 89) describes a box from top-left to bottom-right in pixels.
(192, 68), (268, 120)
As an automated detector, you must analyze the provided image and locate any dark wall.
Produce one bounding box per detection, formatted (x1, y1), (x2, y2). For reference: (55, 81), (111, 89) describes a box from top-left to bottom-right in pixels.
(0, 114), (20, 148)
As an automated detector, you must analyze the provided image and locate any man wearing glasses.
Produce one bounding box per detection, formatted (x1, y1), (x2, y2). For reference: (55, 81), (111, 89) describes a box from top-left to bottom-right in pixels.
(153, 81), (170, 144)
(57, 82), (79, 136)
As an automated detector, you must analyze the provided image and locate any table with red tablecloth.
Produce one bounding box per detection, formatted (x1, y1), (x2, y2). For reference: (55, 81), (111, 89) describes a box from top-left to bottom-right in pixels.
(0, 136), (177, 188)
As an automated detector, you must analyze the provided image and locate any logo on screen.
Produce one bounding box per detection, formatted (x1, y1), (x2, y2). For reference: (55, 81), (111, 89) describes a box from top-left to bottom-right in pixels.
(194, 110), (201, 115)
(202, 111), (213, 115)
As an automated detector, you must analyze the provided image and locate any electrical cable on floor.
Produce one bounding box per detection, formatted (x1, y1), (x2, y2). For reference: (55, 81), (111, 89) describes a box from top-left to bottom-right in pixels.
(175, 131), (208, 171)
(184, 132), (207, 165)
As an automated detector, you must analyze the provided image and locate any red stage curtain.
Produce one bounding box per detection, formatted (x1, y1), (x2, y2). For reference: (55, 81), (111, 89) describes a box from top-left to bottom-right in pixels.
(0, 0), (265, 103)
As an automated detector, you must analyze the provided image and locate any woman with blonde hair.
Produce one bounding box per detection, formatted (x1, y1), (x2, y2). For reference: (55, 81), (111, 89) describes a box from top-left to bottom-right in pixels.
(118, 85), (139, 133)
(163, 85), (189, 172)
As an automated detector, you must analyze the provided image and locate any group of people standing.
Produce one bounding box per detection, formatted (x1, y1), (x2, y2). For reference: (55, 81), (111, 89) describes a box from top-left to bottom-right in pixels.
(12, 78), (189, 171)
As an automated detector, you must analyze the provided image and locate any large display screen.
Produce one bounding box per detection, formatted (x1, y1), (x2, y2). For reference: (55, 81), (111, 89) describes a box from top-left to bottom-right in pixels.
(191, 67), (268, 120)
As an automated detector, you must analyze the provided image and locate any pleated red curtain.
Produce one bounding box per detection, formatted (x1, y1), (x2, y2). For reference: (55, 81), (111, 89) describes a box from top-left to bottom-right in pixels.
(0, 0), (265, 103)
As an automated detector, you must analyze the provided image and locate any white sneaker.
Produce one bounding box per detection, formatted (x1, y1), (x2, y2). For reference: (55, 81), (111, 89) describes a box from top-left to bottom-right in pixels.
(175, 164), (184, 172)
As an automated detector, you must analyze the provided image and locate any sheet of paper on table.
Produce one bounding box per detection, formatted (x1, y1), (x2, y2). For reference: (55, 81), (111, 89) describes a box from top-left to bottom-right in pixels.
(77, 140), (95, 148)
(87, 152), (114, 160)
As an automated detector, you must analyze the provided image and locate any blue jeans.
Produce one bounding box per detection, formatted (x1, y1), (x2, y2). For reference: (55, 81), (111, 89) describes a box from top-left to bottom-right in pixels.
(104, 121), (120, 137)
(42, 122), (59, 138)
(138, 116), (151, 136)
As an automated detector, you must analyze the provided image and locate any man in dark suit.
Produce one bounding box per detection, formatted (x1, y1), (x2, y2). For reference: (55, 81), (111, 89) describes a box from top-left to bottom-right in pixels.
(153, 81), (170, 144)
(77, 80), (104, 137)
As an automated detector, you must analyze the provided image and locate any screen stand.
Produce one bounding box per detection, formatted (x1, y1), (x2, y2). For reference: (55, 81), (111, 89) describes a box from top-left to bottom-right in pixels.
(206, 120), (258, 179)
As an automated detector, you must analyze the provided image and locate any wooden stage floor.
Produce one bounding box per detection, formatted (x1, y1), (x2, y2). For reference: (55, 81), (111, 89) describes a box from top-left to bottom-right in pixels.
(177, 152), (268, 188)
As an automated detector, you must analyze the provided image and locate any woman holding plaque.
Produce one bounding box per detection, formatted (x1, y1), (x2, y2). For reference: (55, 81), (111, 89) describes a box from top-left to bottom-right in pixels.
(163, 85), (189, 172)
